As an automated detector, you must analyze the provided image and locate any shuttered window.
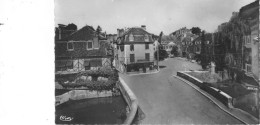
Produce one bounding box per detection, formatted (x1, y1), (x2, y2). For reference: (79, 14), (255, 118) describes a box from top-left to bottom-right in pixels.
(93, 37), (99, 49)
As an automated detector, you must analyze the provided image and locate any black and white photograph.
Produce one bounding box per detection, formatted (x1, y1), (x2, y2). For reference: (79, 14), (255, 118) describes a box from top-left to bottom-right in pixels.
(0, 0), (260, 124)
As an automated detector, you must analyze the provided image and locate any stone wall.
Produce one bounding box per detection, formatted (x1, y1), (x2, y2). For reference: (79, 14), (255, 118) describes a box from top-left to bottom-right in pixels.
(55, 90), (112, 106)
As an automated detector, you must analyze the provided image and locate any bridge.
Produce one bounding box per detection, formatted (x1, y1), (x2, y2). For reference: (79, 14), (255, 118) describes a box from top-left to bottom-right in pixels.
(119, 58), (243, 124)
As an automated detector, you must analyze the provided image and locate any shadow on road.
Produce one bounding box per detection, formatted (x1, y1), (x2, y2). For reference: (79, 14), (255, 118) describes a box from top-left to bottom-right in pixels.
(159, 65), (167, 69)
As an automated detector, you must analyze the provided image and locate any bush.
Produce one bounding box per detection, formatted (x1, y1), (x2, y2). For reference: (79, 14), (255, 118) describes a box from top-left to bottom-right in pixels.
(57, 67), (118, 91)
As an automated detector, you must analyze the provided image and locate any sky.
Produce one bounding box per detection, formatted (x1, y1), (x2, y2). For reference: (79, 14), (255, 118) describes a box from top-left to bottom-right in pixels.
(55, 0), (255, 35)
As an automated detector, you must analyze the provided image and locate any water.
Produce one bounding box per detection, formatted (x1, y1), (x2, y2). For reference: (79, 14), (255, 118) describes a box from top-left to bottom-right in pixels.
(55, 96), (128, 124)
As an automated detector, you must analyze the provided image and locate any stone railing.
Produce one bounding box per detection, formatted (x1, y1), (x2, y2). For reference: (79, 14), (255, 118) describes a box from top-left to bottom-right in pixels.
(118, 77), (139, 124)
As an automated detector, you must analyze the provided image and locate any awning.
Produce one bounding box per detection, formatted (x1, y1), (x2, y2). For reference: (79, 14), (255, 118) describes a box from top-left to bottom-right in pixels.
(90, 58), (102, 67)
(84, 60), (90, 66)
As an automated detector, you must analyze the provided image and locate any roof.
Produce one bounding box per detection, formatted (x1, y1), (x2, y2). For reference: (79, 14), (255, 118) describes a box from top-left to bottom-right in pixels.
(55, 40), (112, 59)
(64, 25), (95, 41)
(121, 27), (152, 36)
(168, 42), (176, 45)
(117, 27), (154, 44)
(239, 0), (258, 19)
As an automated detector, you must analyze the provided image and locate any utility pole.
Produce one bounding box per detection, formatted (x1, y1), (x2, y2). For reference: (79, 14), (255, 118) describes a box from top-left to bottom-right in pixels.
(157, 41), (159, 71)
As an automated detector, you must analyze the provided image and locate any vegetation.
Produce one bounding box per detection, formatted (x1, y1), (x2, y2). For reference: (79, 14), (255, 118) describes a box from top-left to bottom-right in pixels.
(154, 45), (168, 61)
(191, 27), (201, 35)
(200, 31), (208, 69)
(55, 67), (119, 91)
(170, 45), (178, 56)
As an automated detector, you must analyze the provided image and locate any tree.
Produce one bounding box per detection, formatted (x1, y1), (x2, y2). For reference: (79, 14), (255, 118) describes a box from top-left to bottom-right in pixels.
(158, 31), (163, 44)
(191, 27), (201, 35)
(200, 31), (208, 69)
(65, 23), (77, 30)
(96, 25), (102, 36)
(154, 45), (168, 61)
(171, 46), (178, 56)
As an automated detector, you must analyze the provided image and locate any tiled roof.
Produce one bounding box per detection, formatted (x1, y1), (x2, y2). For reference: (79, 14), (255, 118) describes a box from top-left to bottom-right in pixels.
(117, 27), (154, 44)
(55, 40), (111, 59)
(64, 25), (96, 41)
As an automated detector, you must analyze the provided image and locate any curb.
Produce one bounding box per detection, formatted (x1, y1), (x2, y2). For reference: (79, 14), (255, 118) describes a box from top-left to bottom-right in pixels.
(125, 70), (160, 76)
(173, 75), (251, 124)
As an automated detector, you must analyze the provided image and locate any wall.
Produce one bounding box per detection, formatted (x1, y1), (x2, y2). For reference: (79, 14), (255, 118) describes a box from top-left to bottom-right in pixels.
(118, 77), (138, 124)
(124, 44), (155, 63)
(251, 17), (259, 79)
(55, 90), (112, 106)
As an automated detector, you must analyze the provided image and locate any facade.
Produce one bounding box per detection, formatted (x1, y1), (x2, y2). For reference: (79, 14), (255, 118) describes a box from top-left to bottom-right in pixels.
(161, 41), (176, 55)
(187, 33), (213, 61)
(113, 26), (156, 73)
(170, 27), (196, 57)
(55, 25), (113, 74)
(239, 0), (259, 81)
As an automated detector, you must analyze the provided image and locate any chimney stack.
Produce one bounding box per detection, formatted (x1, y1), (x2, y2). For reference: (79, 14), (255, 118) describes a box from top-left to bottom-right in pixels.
(141, 25), (146, 30)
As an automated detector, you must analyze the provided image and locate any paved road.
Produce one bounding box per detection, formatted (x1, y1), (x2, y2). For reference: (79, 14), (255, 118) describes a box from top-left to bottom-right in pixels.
(120, 58), (242, 124)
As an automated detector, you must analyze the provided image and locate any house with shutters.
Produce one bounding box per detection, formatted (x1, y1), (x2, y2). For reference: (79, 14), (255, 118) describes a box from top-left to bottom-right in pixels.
(113, 25), (156, 73)
(55, 25), (113, 74)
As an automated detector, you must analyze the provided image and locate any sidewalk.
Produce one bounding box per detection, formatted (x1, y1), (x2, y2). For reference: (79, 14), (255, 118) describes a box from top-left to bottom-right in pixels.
(125, 69), (160, 76)
(174, 75), (259, 124)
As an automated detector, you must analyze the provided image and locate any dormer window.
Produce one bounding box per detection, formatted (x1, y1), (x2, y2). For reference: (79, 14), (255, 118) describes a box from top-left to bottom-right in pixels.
(144, 34), (149, 42)
(67, 42), (74, 51)
(129, 34), (134, 41)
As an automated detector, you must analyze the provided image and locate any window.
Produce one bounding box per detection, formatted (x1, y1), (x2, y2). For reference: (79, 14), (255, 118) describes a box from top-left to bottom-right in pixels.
(130, 54), (135, 63)
(129, 34), (134, 41)
(145, 43), (149, 49)
(125, 35), (128, 41)
(130, 44), (134, 51)
(145, 53), (150, 61)
(87, 41), (93, 50)
(67, 42), (74, 51)
(84, 60), (90, 70)
(144, 34), (149, 42)
(93, 38), (99, 49)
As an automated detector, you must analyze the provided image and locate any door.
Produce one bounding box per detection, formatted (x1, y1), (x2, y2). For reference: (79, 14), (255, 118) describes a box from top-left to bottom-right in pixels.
(130, 54), (135, 63)
(145, 53), (150, 61)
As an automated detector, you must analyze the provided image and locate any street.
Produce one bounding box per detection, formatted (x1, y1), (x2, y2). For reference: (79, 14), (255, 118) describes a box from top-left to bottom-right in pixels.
(120, 58), (242, 124)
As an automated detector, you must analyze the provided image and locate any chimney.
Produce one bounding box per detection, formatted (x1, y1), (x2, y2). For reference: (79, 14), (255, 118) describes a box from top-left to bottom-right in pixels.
(117, 28), (124, 37)
(141, 25), (146, 30)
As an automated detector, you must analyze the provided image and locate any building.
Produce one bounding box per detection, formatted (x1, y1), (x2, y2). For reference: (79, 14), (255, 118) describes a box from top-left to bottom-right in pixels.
(187, 33), (213, 61)
(239, 0), (259, 82)
(113, 26), (156, 73)
(170, 27), (196, 57)
(55, 24), (77, 41)
(55, 25), (113, 74)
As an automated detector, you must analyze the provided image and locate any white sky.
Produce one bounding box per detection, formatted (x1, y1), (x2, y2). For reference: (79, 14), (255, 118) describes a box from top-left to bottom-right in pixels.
(55, 0), (255, 35)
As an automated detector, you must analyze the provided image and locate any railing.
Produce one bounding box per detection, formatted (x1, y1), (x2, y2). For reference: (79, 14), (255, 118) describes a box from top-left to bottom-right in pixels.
(245, 63), (252, 73)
